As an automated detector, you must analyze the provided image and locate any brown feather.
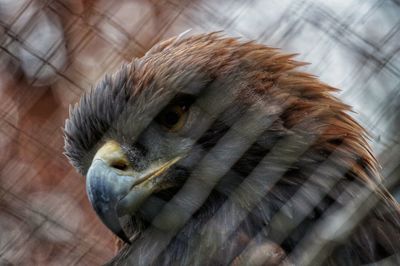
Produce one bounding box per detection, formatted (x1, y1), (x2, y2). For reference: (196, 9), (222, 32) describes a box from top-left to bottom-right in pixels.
(64, 33), (400, 265)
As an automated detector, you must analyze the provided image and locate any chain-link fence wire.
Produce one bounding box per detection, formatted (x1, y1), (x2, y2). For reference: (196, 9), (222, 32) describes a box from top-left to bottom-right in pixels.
(0, 0), (399, 265)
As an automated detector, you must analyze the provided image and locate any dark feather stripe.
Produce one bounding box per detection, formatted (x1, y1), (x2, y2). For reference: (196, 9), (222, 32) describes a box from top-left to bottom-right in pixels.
(196, 118), (231, 152)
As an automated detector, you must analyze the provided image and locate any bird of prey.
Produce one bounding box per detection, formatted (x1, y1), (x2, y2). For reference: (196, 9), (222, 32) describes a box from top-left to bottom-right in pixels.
(64, 33), (400, 265)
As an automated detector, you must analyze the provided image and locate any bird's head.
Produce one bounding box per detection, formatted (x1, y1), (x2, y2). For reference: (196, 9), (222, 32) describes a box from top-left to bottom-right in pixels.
(64, 34), (399, 264)
(64, 33), (275, 243)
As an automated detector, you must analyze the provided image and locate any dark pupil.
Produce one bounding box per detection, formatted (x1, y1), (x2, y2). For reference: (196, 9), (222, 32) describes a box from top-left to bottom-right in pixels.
(163, 109), (180, 127)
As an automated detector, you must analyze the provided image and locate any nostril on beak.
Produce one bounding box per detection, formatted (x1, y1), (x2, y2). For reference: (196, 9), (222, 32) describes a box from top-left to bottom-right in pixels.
(110, 160), (129, 171)
(94, 140), (133, 172)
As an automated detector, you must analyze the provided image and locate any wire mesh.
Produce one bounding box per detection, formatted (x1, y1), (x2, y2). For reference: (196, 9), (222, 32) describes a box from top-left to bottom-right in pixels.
(0, 0), (399, 265)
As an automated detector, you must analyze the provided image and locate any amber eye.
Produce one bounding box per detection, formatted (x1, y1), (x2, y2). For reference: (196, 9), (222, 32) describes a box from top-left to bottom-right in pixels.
(156, 104), (188, 131)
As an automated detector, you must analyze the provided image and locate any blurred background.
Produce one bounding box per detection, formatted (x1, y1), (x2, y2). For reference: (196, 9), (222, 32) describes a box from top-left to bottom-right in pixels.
(0, 0), (399, 265)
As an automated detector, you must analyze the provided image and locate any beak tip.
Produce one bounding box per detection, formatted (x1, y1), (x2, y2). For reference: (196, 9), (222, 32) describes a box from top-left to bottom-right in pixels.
(86, 160), (132, 245)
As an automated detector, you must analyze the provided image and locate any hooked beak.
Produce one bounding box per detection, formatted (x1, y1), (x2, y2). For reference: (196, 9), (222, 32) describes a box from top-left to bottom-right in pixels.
(85, 140), (180, 244)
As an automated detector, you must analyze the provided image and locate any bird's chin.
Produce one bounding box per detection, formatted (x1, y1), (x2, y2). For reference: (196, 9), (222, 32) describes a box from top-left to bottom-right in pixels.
(119, 186), (184, 240)
(117, 165), (190, 239)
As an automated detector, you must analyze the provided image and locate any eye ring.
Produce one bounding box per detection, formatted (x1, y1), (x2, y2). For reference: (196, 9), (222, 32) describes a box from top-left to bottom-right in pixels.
(155, 94), (195, 132)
